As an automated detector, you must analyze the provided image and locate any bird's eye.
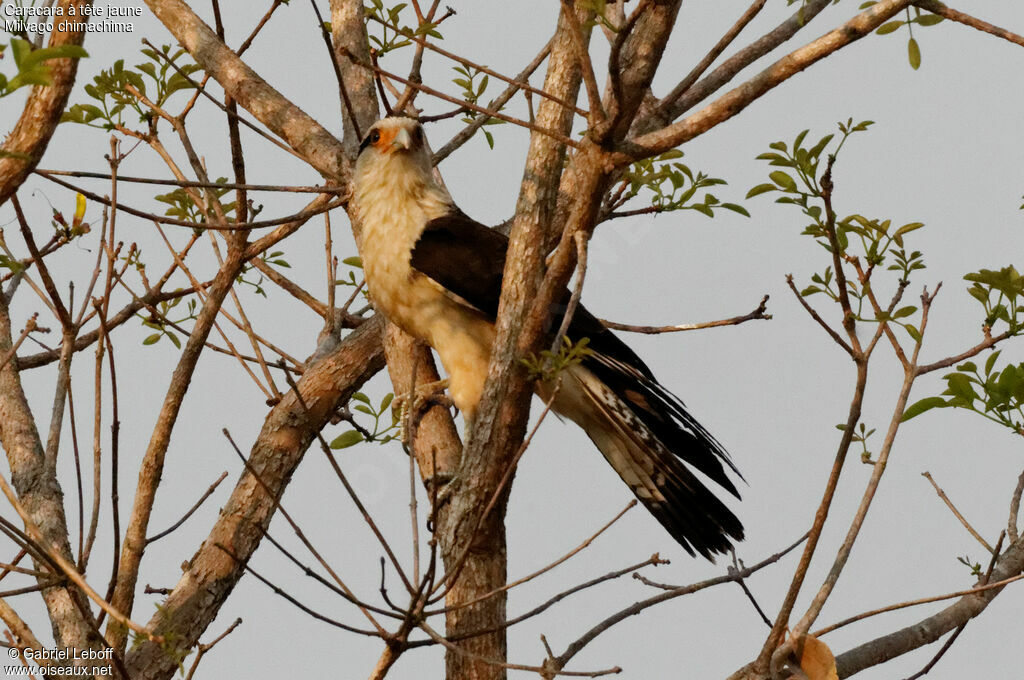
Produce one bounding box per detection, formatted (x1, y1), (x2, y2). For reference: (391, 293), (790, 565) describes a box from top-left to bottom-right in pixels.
(369, 130), (381, 144)
(412, 126), (423, 143)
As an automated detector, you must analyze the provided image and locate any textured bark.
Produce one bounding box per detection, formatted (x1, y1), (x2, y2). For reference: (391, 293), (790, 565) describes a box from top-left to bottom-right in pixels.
(330, 0), (380, 156)
(0, 0), (93, 208)
(0, 294), (102, 667)
(124, 315), (386, 680)
(428, 8), (591, 680)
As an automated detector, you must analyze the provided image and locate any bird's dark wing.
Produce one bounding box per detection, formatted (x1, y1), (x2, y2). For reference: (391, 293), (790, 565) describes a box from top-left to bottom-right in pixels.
(410, 211), (507, 317)
(410, 211), (743, 557)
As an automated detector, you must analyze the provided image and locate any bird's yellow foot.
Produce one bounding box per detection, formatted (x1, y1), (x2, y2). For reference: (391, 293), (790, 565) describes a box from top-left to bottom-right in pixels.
(393, 379), (453, 443)
(392, 378), (453, 417)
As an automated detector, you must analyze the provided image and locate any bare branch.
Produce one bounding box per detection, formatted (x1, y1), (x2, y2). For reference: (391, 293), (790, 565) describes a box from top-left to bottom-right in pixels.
(658, 0), (767, 113)
(915, 1), (1024, 47)
(601, 295), (770, 334)
(145, 472), (228, 545)
(619, 0), (917, 162)
(921, 471), (994, 553)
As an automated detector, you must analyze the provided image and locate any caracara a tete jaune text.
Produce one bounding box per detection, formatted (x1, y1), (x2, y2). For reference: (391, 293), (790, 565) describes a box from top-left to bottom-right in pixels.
(351, 116), (743, 559)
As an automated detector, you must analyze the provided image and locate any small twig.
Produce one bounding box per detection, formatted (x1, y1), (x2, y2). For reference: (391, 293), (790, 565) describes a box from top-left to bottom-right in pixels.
(433, 37), (554, 163)
(550, 534), (807, 675)
(339, 46), (583, 150)
(902, 623), (967, 680)
(274, 370), (415, 595)
(899, 532), (1004, 680)
(601, 294), (771, 334)
(215, 543), (382, 637)
(786, 274), (854, 356)
(184, 617), (243, 680)
(308, 0), (361, 140)
(36, 170), (343, 193)
(0, 314), (42, 374)
(221, 428), (391, 635)
(145, 471), (229, 545)
(431, 500), (639, 615)
(549, 231), (588, 355)
(730, 549), (772, 627)
(420, 622), (621, 678)
(38, 170), (346, 231)
(448, 553), (663, 643)
(0, 472), (159, 642)
(366, 15), (584, 117)
(921, 471), (993, 553)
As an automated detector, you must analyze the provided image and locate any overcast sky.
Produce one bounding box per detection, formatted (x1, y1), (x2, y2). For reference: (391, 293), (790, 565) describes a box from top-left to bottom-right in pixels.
(3, 1), (1024, 678)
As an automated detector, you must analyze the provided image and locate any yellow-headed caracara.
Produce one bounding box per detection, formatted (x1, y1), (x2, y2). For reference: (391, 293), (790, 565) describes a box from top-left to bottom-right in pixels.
(352, 117), (743, 559)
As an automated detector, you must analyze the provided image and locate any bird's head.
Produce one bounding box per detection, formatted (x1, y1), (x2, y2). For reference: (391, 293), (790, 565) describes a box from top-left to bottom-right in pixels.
(354, 117), (432, 184)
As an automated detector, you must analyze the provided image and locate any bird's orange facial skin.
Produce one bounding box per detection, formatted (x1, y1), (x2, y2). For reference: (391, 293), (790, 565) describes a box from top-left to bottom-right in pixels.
(373, 127), (399, 153)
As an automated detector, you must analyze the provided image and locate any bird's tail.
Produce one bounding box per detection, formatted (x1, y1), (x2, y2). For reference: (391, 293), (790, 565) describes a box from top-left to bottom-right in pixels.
(550, 361), (744, 559)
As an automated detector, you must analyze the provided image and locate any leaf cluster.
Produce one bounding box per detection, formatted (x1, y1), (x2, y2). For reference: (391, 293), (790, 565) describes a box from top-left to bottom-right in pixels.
(330, 391), (400, 449)
(139, 296), (197, 350)
(335, 255), (365, 290)
(521, 336), (593, 383)
(624, 149), (748, 218)
(903, 350), (1024, 434)
(363, 1), (442, 55)
(154, 177), (250, 229)
(964, 266), (1024, 332)
(749, 120), (929, 341)
(452, 65), (505, 149)
(865, 4), (945, 70)
(0, 38), (88, 98)
(62, 45), (199, 129)
(836, 421), (877, 463)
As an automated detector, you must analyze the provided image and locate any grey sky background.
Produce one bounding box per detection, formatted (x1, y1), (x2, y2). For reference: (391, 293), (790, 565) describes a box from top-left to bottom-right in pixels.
(2, 1), (1024, 678)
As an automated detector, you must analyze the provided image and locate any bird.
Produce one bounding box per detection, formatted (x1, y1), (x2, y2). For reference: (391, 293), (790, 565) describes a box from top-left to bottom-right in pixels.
(351, 116), (743, 558)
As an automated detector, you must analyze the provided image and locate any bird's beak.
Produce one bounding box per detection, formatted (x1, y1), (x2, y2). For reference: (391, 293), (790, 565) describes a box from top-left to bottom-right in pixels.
(392, 128), (413, 151)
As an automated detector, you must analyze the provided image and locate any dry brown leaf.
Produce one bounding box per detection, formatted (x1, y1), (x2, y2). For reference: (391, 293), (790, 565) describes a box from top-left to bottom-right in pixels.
(790, 632), (839, 680)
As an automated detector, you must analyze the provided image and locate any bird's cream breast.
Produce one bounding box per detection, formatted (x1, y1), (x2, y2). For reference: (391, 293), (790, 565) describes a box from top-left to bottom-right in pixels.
(356, 179), (494, 417)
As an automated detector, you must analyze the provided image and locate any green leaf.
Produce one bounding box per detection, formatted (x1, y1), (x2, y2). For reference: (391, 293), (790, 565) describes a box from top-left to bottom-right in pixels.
(351, 391), (371, 405)
(956, 361), (977, 373)
(876, 21), (903, 35)
(330, 430), (364, 449)
(167, 332), (181, 349)
(908, 37), (921, 70)
(746, 183), (777, 199)
(945, 373), (978, 402)
(721, 203), (750, 217)
(342, 256), (363, 268)
(769, 171), (798, 192)
(892, 306), (917, 319)
(143, 333), (162, 345)
(985, 350), (1002, 376)
(916, 14), (944, 26)
(901, 396), (948, 422)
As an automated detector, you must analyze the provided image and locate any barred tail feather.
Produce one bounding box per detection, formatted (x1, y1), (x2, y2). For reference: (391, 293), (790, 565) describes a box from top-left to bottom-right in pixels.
(552, 362), (744, 559)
